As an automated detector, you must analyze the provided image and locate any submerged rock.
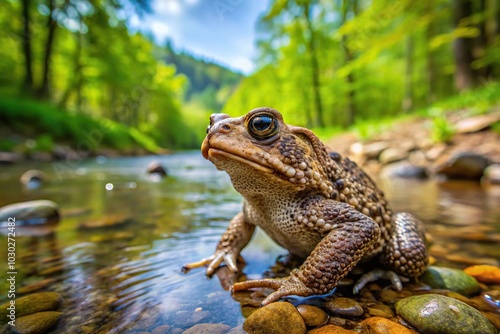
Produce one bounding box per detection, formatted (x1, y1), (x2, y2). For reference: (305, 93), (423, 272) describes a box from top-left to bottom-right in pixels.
(182, 323), (230, 334)
(4, 311), (62, 334)
(360, 317), (417, 334)
(0, 200), (59, 227)
(296, 304), (328, 327)
(243, 302), (306, 334)
(0, 292), (62, 325)
(420, 266), (480, 296)
(395, 294), (497, 334)
(78, 215), (132, 229)
(20, 170), (47, 187)
(323, 297), (364, 318)
(308, 324), (356, 333)
(147, 161), (168, 176)
(436, 152), (490, 180)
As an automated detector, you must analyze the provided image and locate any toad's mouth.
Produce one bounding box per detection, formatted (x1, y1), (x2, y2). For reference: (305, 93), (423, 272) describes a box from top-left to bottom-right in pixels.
(204, 147), (274, 174)
(207, 148), (275, 174)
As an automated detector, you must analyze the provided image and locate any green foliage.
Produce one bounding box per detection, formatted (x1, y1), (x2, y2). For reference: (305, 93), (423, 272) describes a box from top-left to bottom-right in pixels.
(0, 97), (159, 153)
(35, 135), (54, 152)
(433, 82), (500, 115)
(224, 0), (500, 130)
(431, 116), (455, 143)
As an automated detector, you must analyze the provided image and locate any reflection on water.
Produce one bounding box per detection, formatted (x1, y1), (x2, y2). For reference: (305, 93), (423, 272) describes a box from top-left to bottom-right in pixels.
(0, 152), (499, 332)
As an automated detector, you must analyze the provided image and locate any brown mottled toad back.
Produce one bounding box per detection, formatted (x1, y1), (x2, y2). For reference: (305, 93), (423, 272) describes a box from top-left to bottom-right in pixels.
(184, 107), (428, 305)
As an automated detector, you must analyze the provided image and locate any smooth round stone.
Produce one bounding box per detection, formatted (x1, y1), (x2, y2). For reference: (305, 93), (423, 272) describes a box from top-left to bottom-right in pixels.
(146, 161), (168, 176)
(243, 302), (306, 334)
(0, 200), (59, 226)
(482, 164), (500, 185)
(360, 317), (417, 334)
(395, 294), (497, 334)
(324, 297), (364, 318)
(0, 292), (62, 325)
(182, 323), (230, 334)
(420, 266), (480, 296)
(20, 170), (46, 186)
(296, 304), (328, 327)
(464, 265), (500, 284)
(435, 152), (490, 180)
(379, 148), (408, 165)
(308, 324), (357, 333)
(3, 311), (62, 334)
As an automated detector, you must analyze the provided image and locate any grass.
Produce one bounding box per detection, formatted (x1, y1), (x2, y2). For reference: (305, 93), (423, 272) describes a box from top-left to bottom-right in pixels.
(0, 97), (161, 154)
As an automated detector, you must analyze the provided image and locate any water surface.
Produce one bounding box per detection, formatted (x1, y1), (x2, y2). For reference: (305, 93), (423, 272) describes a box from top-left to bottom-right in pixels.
(0, 152), (499, 332)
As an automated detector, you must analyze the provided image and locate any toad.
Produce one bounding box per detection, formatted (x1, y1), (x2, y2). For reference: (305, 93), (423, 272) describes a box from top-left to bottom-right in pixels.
(184, 107), (428, 305)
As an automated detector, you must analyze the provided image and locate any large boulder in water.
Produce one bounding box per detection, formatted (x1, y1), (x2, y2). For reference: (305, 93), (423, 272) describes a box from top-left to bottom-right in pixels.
(0, 200), (60, 228)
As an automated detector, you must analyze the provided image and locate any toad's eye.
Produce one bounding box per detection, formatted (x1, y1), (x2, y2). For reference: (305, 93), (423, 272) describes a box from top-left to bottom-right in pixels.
(247, 113), (279, 139)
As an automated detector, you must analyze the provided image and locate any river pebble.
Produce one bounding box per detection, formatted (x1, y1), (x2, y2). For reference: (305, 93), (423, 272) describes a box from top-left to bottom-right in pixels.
(296, 304), (328, 327)
(395, 294), (497, 334)
(420, 266), (480, 296)
(435, 152), (490, 180)
(324, 297), (364, 318)
(0, 292), (62, 325)
(464, 265), (500, 285)
(182, 323), (230, 334)
(2, 311), (62, 334)
(360, 316), (417, 334)
(243, 302), (306, 334)
(0, 200), (59, 226)
(308, 324), (356, 333)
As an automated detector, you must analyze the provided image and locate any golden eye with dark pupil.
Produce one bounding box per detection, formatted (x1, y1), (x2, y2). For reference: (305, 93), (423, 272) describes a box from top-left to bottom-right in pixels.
(248, 114), (279, 139)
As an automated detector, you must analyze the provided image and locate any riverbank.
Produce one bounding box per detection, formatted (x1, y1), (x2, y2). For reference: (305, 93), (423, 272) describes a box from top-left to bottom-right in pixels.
(326, 109), (500, 184)
(0, 97), (165, 164)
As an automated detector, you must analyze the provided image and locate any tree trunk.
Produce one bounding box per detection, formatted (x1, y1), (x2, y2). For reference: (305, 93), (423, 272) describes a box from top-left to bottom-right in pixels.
(425, 0), (437, 104)
(341, 0), (357, 127)
(402, 35), (414, 112)
(452, 0), (476, 91)
(21, 0), (33, 95)
(303, 3), (324, 127)
(39, 0), (58, 100)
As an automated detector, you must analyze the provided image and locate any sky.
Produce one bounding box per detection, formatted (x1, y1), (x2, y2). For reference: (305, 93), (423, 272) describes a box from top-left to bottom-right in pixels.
(128, 0), (271, 74)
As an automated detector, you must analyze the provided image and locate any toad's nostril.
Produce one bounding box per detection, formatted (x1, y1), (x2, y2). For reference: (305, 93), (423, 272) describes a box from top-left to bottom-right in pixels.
(222, 124), (231, 131)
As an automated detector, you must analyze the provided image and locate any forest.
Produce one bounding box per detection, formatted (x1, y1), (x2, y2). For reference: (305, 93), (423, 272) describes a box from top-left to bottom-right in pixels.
(0, 0), (499, 155)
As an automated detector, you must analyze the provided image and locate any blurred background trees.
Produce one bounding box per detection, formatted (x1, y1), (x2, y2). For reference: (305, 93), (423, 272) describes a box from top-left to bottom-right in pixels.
(0, 0), (498, 153)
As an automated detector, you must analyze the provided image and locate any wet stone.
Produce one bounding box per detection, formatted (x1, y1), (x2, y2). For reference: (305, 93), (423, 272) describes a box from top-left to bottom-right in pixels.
(0, 200), (59, 227)
(0, 292), (62, 325)
(243, 302), (306, 334)
(482, 164), (500, 185)
(151, 325), (171, 334)
(381, 161), (429, 179)
(296, 304), (328, 327)
(20, 170), (46, 186)
(360, 317), (417, 334)
(395, 294), (497, 334)
(420, 266), (480, 296)
(147, 161), (168, 176)
(2, 311), (62, 334)
(435, 152), (490, 180)
(182, 323), (230, 334)
(379, 148), (408, 165)
(308, 324), (357, 333)
(464, 265), (500, 285)
(323, 297), (364, 318)
(170, 310), (210, 328)
(366, 303), (394, 318)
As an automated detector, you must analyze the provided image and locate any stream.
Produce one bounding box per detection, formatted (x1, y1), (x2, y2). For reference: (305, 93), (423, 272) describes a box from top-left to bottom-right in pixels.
(0, 151), (499, 333)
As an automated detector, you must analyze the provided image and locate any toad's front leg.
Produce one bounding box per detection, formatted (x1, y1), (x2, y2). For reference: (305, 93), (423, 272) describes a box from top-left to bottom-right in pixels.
(233, 201), (380, 305)
(183, 212), (255, 276)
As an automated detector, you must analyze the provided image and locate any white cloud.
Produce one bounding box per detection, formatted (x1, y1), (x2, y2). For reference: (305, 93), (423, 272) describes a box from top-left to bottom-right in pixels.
(153, 0), (182, 16)
(149, 20), (172, 41)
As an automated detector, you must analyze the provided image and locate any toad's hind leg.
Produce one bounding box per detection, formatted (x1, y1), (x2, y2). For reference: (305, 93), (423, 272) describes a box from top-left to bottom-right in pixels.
(381, 212), (428, 277)
(353, 212), (428, 293)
